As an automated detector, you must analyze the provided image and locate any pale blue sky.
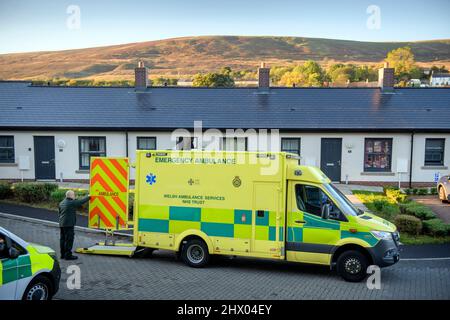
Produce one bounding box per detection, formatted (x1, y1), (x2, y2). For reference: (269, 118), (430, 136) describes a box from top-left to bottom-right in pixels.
(0, 0), (449, 54)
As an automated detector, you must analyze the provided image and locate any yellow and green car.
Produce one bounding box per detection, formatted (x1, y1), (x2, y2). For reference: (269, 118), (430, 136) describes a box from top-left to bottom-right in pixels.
(0, 226), (60, 300)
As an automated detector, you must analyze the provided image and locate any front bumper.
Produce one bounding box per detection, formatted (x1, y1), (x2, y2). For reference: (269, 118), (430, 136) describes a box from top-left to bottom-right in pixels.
(367, 238), (400, 268)
(50, 258), (61, 296)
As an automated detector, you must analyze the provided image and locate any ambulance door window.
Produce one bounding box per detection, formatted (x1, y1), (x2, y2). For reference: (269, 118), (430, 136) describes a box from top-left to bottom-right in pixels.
(0, 233), (7, 259)
(295, 184), (343, 220)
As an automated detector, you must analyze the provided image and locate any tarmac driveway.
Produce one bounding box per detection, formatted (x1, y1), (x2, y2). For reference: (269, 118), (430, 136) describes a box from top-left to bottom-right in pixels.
(410, 196), (450, 223)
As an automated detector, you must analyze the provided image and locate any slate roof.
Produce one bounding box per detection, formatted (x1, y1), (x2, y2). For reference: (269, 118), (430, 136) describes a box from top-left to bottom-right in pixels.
(0, 81), (449, 132)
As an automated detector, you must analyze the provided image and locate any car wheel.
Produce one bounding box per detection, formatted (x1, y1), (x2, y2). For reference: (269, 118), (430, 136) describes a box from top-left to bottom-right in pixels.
(336, 250), (369, 282)
(181, 239), (210, 268)
(22, 275), (53, 300)
(439, 187), (448, 203)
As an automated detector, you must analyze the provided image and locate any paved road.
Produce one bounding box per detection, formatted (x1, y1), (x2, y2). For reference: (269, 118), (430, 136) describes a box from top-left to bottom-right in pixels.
(1, 216), (449, 300)
(410, 196), (450, 223)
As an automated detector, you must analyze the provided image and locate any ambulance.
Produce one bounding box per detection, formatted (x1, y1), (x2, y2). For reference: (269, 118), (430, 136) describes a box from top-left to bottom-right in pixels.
(0, 226), (61, 300)
(79, 151), (400, 282)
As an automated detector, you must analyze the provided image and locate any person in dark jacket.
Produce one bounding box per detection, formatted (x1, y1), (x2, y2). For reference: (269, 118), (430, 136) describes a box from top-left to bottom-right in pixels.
(59, 190), (90, 260)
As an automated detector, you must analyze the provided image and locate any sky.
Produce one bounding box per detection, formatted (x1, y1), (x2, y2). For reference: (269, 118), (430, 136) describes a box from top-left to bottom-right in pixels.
(0, 0), (449, 54)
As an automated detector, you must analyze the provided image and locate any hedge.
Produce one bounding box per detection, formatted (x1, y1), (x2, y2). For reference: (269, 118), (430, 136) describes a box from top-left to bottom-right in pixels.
(394, 214), (422, 235)
(0, 182), (13, 199)
(399, 202), (436, 220)
(423, 219), (450, 237)
(13, 182), (58, 203)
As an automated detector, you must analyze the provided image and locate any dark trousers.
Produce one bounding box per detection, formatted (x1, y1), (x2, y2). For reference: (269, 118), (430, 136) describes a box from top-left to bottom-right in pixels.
(60, 227), (75, 258)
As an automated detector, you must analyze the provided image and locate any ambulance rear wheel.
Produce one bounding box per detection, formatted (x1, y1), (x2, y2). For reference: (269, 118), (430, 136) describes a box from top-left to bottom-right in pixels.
(336, 250), (368, 282)
(182, 239), (209, 268)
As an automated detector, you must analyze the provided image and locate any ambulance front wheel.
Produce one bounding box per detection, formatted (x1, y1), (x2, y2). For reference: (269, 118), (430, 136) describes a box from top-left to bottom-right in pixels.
(181, 239), (210, 268)
(336, 250), (369, 282)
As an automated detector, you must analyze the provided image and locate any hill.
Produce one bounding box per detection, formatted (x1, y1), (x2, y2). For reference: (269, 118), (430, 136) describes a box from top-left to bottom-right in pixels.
(0, 36), (449, 81)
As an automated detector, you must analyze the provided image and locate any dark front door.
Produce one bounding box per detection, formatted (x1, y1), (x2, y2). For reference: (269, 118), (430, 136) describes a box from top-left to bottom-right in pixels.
(34, 136), (55, 180)
(320, 138), (342, 182)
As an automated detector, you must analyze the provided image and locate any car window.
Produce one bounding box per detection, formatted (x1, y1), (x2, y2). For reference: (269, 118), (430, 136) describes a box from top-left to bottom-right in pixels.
(295, 184), (343, 220)
(0, 233), (8, 259)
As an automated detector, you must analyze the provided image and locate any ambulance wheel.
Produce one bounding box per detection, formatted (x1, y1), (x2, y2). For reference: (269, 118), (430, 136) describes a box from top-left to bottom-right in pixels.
(181, 239), (210, 268)
(22, 275), (53, 300)
(336, 250), (368, 282)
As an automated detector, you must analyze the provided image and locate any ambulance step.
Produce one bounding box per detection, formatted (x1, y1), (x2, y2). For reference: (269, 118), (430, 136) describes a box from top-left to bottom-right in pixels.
(76, 244), (136, 257)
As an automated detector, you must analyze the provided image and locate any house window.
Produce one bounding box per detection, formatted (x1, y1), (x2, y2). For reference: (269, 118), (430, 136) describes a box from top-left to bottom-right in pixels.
(137, 137), (156, 150)
(0, 136), (14, 163)
(222, 137), (247, 151)
(425, 138), (445, 166)
(281, 138), (301, 155)
(176, 137), (198, 150)
(364, 138), (392, 172)
(79, 137), (106, 169)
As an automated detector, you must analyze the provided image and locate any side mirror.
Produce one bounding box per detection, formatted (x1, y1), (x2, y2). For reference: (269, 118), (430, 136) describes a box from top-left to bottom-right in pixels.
(8, 247), (20, 259)
(321, 203), (331, 220)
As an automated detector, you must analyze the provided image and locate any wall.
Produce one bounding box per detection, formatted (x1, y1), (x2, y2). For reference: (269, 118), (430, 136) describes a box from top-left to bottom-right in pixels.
(1, 130), (449, 185)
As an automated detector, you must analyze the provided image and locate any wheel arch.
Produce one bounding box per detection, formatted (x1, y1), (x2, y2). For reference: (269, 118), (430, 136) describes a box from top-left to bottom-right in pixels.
(175, 230), (214, 254)
(331, 243), (374, 269)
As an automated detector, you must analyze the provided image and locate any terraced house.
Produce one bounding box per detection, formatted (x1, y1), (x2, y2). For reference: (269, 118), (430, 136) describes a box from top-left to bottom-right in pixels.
(0, 63), (449, 186)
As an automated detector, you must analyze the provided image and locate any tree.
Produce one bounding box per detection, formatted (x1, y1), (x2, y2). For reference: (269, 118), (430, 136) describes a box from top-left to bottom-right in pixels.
(385, 47), (416, 77)
(278, 60), (326, 87)
(192, 68), (235, 87)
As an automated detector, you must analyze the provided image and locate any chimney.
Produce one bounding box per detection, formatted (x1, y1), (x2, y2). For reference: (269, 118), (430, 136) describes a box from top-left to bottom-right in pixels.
(258, 62), (270, 89)
(378, 62), (395, 91)
(135, 60), (149, 90)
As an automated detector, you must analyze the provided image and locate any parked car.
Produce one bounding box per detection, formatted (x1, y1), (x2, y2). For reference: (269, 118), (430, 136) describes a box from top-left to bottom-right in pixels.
(437, 175), (450, 203)
(0, 226), (60, 300)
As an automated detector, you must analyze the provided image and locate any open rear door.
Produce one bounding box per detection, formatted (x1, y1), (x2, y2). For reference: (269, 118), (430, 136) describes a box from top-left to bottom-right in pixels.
(88, 157), (130, 230)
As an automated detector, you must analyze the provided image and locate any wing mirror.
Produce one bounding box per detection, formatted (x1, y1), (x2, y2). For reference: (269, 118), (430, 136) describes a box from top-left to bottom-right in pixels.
(321, 203), (331, 220)
(9, 247), (20, 259)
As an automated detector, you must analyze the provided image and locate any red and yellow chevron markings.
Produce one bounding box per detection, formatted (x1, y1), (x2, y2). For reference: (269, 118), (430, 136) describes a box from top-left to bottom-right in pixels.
(88, 157), (129, 230)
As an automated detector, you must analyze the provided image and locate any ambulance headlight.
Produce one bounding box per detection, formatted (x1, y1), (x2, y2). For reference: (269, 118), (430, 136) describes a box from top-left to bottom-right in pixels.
(371, 230), (392, 240)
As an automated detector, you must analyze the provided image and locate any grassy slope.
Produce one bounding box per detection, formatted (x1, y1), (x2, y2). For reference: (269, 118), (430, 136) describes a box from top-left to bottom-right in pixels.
(0, 36), (449, 80)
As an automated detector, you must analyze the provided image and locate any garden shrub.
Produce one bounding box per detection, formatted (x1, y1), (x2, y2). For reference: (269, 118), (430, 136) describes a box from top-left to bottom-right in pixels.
(412, 188), (418, 195)
(50, 189), (68, 204)
(394, 214), (422, 235)
(404, 188), (413, 195)
(385, 188), (407, 203)
(0, 182), (13, 199)
(429, 187), (438, 195)
(372, 198), (390, 211)
(13, 182), (58, 202)
(417, 188), (429, 195)
(399, 202), (436, 220)
(423, 219), (450, 237)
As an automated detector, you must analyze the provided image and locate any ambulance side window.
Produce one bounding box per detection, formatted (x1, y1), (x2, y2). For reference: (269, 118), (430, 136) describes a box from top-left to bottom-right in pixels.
(295, 184), (342, 220)
(0, 233), (8, 259)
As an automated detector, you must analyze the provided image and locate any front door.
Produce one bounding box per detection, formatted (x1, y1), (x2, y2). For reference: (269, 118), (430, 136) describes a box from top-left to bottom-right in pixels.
(34, 136), (55, 180)
(320, 138), (342, 182)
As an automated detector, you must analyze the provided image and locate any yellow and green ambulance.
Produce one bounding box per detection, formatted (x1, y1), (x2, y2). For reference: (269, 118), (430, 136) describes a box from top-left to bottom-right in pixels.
(83, 151), (400, 282)
(0, 226), (61, 300)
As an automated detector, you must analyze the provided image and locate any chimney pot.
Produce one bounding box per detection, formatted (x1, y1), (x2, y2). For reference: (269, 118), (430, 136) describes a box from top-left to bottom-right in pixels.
(258, 62), (270, 89)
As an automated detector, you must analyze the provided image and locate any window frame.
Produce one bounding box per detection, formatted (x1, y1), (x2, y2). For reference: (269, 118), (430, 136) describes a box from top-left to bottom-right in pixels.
(424, 138), (445, 166)
(221, 137), (248, 151)
(363, 138), (393, 172)
(78, 136), (107, 170)
(175, 136), (198, 150)
(281, 137), (301, 155)
(0, 135), (15, 164)
(137, 136), (157, 150)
